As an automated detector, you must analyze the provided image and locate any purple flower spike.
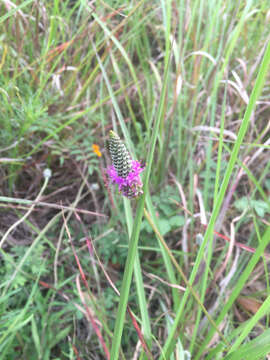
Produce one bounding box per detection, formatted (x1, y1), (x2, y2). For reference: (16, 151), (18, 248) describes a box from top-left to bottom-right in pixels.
(106, 131), (145, 198)
(107, 160), (145, 198)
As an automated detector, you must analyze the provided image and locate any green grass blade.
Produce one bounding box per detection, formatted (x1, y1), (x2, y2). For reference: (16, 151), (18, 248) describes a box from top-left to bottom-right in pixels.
(224, 328), (270, 360)
(124, 199), (152, 346)
(110, 46), (172, 360)
(225, 294), (270, 357)
(160, 37), (270, 360)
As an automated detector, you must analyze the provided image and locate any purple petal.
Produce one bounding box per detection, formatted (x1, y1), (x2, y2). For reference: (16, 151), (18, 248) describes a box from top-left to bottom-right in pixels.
(107, 160), (145, 198)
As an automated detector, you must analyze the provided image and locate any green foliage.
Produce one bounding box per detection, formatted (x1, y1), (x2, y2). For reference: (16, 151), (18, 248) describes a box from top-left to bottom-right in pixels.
(224, 328), (270, 360)
(1, 247), (47, 290)
(98, 229), (129, 266)
(51, 129), (101, 172)
(104, 287), (118, 310)
(234, 196), (270, 218)
(1, 0), (270, 359)
(200, 158), (228, 192)
(141, 186), (185, 236)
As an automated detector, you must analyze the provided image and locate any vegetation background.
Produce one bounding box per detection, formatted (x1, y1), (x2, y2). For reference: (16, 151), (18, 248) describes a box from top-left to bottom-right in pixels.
(0, 0), (270, 359)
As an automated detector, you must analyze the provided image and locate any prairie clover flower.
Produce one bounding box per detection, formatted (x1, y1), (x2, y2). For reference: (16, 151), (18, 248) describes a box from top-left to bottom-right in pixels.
(107, 130), (145, 198)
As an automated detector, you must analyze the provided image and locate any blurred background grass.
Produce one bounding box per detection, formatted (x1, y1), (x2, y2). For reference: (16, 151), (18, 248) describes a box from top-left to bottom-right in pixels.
(0, 0), (270, 359)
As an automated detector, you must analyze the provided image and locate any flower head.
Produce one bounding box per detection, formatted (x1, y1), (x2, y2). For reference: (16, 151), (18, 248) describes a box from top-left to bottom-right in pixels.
(92, 144), (102, 157)
(106, 131), (145, 198)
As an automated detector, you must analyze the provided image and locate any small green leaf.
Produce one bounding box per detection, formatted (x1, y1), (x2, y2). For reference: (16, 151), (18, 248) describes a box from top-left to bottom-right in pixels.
(252, 200), (269, 217)
(169, 215), (185, 228)
(158, 219), (171, 236)
(234, 197), (249, 210)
